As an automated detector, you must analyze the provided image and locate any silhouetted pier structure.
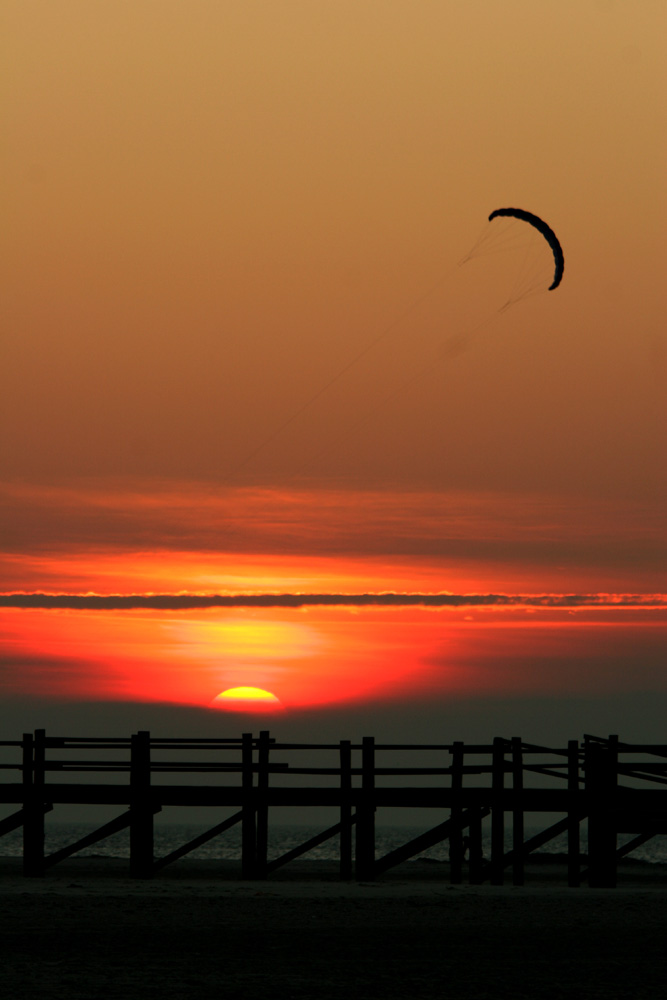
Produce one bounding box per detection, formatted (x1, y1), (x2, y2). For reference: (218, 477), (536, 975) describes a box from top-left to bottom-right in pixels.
(1, 731), (666, 886)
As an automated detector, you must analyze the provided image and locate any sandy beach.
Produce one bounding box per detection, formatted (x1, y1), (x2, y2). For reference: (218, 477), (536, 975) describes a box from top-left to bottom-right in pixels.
(2, 858), (666, 1000)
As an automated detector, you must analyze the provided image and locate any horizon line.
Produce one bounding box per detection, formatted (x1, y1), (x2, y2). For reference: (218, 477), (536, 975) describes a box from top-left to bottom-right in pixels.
(1, 592), (666, 610)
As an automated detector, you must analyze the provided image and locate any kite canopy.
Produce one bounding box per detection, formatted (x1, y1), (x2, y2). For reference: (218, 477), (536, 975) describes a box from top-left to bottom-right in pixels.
(488, 208), (564, 290)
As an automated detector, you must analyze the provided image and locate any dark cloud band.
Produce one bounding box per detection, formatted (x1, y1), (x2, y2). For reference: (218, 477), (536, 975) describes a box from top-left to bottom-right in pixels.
(1, 593), (665, 609)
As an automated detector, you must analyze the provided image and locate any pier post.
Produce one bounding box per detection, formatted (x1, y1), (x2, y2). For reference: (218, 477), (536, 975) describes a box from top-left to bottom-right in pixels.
(468, 807), (484, 884)
(511, 737), (524, 886)
(130, 731), (153, 878)
(255, 731), (271, 879)
(23, 730), (45, 877)
(567, 739), (581, 887)
(586, 736), (618, 888)
(449, 741), (464, 884)
(355, 736), (375, 880)
(490, 737), (505, 885)
(241, 732), (257, 878)
(339, 740), (353, 879)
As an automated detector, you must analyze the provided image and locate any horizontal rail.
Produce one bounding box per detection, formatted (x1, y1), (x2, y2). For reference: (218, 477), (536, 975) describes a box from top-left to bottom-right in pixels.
(38, 761), (290, 772)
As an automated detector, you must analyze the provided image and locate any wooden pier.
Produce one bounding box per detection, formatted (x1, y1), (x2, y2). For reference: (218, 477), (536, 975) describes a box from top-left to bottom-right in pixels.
(1, 731), (666, 886)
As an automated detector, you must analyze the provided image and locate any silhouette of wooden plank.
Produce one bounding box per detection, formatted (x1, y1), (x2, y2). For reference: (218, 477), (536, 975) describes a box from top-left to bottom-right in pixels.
(1, 783), (590, 809)
(339, 740), (353, 879)
(449, 741), (464, 884)
(266, 816), (359, 874)
(578, 831), (659, 881)
(355, 737), (375, 880)
(568, 739), (582, 887)
(619, 767), (667, 787)
(511, 738), (524, 886)
(481, 812), (587, 881)
(468, 807), (485, 884)
(521, 764), (576, 780)
(586, 735), (618, 888)
(4, 782), (599, 810)
(255, 730), (271, 879)
(584, 736), (667, 758)
(40, 760), (288, 774)
(490, 737), (505, 885)
(0, 803), (52, 838)
(44, 807), (158, 869)
(152, 810), (244, 872)
(374, 806), (491, 875)
(147, 737), (247, 745)
(23, 729), (46, 877)
(241, 732), (256, 878)
(615, 831), (657, 860)
(129, 730), (153, 879)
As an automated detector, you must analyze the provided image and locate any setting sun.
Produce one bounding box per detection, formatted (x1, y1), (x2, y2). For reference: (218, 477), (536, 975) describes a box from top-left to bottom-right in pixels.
(211, 687), (283, 713)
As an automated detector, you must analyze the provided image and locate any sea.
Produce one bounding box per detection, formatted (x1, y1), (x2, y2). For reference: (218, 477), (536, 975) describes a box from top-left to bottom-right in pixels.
(1, 822), (666, 865)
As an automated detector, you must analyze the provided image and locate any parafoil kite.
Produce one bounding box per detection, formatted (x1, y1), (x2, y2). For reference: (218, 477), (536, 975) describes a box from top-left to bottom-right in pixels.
(488, 208), (564, 290)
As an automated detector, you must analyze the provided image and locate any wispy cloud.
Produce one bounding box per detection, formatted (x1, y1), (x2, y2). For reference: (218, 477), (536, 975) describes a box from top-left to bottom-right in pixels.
(2, 480), (665, 569)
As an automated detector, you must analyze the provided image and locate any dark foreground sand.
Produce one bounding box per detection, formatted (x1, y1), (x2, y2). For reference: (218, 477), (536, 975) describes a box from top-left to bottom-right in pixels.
(1, 859), (666, 1000)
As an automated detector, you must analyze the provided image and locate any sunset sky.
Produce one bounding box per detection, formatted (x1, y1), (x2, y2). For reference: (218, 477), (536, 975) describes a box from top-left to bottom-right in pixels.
(2, 1), (666, 747)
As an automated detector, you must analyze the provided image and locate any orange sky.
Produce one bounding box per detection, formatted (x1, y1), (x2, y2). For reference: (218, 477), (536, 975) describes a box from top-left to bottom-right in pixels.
(3, 604), (667, 714)
(4, 1), (665, 494)
(1, 2), (665, 738)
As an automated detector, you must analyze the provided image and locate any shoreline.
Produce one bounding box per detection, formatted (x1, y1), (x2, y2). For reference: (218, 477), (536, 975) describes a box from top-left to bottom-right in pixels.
(2, 854), (667, 894)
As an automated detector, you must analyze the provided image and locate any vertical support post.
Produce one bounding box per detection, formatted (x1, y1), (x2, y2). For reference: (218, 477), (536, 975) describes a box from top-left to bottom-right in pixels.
(468, 807), (484, 884)
(567, 739), (581, 887)
(491, 737), (505, 885)
(449, 741), (464, 884)
(23, 731), (45, 877)
(130, 731), (153, 878)
(355, 737), (375, 880)
(241, 732), (256, 879)
(511, 737), (524, 886)
(255, 730), (270, 879)
(586, 736), (617, 888)
(339, 740), (353, 880)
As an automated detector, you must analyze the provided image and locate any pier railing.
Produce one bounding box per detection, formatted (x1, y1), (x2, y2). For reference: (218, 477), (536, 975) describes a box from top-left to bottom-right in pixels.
(1, 731), (666, 886)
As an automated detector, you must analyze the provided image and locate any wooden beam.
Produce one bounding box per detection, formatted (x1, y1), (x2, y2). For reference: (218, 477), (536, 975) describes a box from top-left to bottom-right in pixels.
(375, 806), (491, 875)
(44, 807), (159, 869)
(511, 738), (524, 886)
(0, 803), (52, 838)
(254, 730), (271, 879)
(586, 735), (618, 888)
(241, 732), (256, 878)
(266, 816), (359, 874)
(355, 737), (375, 880)
(615, 831), (657, 861)
(339, 740), (353, 879)
(481, 812), (587, 881)
(468, 808), (485, 885)
(449, 741), (464, 884)
(490, 737), (505, 886)
(153, 810), (243, 872)
(23, 730), (46, 877)
(129, 730), (153, 879)
(568, 739), (581, 887)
